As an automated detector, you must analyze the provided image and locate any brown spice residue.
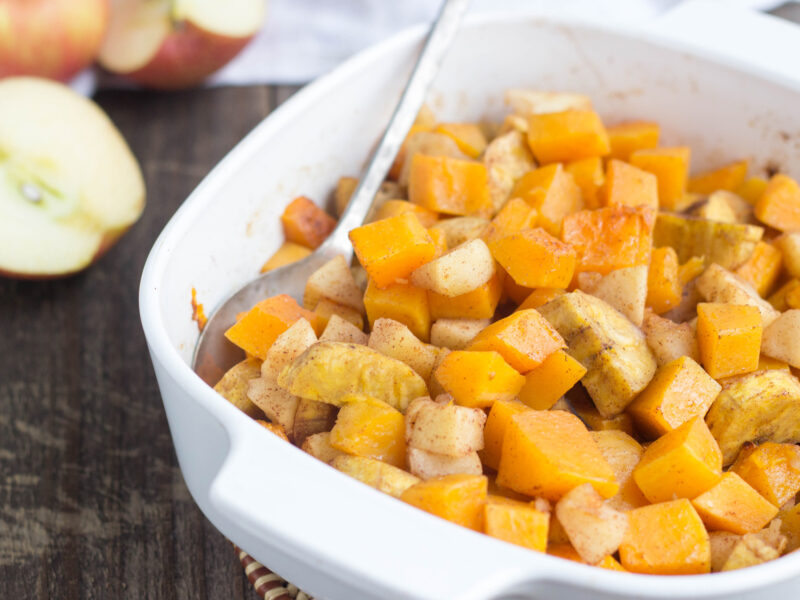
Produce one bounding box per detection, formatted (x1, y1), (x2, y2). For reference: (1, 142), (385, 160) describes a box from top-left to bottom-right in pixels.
(191, 287), (208, 332)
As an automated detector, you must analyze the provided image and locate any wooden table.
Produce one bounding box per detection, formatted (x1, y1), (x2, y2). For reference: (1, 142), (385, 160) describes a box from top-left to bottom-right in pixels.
(0, 84), (299, 600)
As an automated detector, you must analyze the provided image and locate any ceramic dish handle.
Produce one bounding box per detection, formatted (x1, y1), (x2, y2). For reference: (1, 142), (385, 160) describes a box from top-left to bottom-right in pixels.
(647, 0), (800, 87)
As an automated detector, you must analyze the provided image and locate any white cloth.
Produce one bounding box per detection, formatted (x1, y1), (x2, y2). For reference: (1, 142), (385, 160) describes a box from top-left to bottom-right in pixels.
(77, 0), (789, 93)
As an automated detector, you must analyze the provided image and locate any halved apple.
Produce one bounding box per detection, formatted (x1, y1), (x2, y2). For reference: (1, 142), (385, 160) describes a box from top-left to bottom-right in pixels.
(0, 77), (145, 278)
(99, 0), (265, 90)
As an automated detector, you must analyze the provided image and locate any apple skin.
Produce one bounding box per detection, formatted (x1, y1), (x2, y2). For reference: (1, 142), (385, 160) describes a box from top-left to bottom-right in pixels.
(0, 0), (110, 81)
(122, 22), (255, 90)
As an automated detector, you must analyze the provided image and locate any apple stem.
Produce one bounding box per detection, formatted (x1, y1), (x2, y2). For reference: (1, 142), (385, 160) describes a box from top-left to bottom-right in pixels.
(20, 182), (42, 203)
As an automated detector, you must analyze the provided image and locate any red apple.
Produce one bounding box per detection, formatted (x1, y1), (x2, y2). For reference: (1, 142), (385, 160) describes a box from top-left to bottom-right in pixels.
(0, 0), (110, 81)
(98, 0), (265, 90)
(0, 77), (145, 278)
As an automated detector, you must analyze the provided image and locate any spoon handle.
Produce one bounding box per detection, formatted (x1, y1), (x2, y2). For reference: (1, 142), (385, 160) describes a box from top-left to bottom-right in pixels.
(325, 0), (472, 252)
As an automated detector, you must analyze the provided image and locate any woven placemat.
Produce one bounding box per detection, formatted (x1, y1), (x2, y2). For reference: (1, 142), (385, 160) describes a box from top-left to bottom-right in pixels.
(235, 545), (314, 600)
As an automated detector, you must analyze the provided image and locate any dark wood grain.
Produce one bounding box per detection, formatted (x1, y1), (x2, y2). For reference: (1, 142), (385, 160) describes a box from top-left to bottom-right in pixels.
(0, 84), (299, 600)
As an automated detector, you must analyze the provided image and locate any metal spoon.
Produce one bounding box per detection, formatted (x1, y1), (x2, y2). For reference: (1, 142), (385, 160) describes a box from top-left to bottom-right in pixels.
(193, 0), (471, 385)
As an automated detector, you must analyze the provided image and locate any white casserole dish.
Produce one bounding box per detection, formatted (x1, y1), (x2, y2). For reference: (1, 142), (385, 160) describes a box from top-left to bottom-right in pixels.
(140, 2), (800, 598)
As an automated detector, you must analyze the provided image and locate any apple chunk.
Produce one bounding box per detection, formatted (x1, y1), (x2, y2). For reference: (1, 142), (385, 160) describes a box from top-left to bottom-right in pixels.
(99, 0), (265, 89)
(0, 77), (145, 277)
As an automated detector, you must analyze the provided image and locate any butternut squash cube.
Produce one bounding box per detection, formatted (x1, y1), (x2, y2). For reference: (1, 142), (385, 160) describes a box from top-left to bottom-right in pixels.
(691, 472), (778, 535)
(332, 455), (420, 498)
(509, 163), (583, 236)
(434, 122), (488, 158)
(734, 241), (782, 298)
(224, 294), (321, 360)
(480, 398), (532, 471)
(591, 431), (649, 511)
(688, 159), (749, 195)
(372, 199), (438, 228)
(627, 356), (722, 439)
(561, 206), (654, 275)
(481, 197), (537, 243)
(619, 499), (710, 575)
(629, 147), (691, 210)
(400, 474), (488, 531)
(280, 195), (337, 249)
(633, 416), (722, 503)
(428, 270), (503, 320)
(606, 121), (660, 161)
(395, 130), (468, 185)
(518, 288), (565, 311)
(349, 212), (436, 288)
(329, 400), (406, 468)
(570, 394), (634, 435)
(484, 500), (549, 552)
(646, 246), (682, 314)
(555, 483), (629, 565)
(488, 227), (576, 289)
(364, 278), (430, 342)
(408, 154), (492, 216)
(696, 302), (762, 379)
(260, 241), (312, 273)
(565, 156), (605, 209)
(468, 309), (566, 373)
(602, 159), (658, 210)
(518, 349), (586, 410)
(434, 350), (525, 408)
(736, 176), (769, 205)
(731, 442), (800, 507)
(754, 174), (800, 232)
(526, 110), (610, 164)
(502, 275), (533, 305)
(497, 410), (618, 500)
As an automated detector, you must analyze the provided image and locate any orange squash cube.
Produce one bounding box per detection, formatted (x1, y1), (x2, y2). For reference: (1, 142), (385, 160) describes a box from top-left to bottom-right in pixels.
(630, 147), (691, 210)
(502, 273), (533, 305)
(688, 159), (749, 195)
(633, 416), (723, 503)
(696, 302), (762, 379)
(736, 176), (769, 205)
(678, 255), (706, 286)
(372, 199), (438, 228)
(434, 350), (525, 409)
(428, 270), (503, 320)
(400, 474), (488, 531)
(565, 156), (605, 209)
(280, 196), (337, 249)
(481, 197), (537, 243)
(691, 472), (778, 535)
(497, 410), (618, 500)
(364, 278), (430, 342)
(526, 110), (610, 164)
(754, 174), (800, 231)
(488, 227), (576, 289)
(619, 499), (710, 575)
(260, 241), (312, 273)
(627, 356), (721, 439)
(606, 121), (660, 161)
(570, 394), (634, 435)
(224, 295), (321, 360)
(561, 206), (654, 275)
(484, 499), (549, 552)
(408, 154), (492, 216)
(434, 122), (487, 158)
(350, 212), (436, 288)
(734, 241), (782, 297)
(480, 399), (532, 471)
(518, 349), (586, 410)
(731, 442), (800, 507)
(509, 164), (583, 236)
(646, 246), (682, 314)
(518, 288), (565, 311)
(602, 159), (658, 210)
(468, 309), (566, 373)
(329, 400), (406, 468)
